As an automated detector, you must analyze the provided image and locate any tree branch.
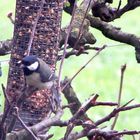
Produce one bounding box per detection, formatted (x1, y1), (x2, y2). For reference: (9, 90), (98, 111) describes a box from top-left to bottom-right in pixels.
(111, 64), (126, 130)
(95, 103), (140, 127)
(87, 15), (140, 62)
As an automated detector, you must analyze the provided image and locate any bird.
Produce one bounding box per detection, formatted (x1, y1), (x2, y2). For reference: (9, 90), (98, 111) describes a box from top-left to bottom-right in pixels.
(21, 55), (61, 111)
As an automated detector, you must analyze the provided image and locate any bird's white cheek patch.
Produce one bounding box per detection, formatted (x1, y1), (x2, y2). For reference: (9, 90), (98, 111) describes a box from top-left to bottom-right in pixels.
(27, 61), (39, 70)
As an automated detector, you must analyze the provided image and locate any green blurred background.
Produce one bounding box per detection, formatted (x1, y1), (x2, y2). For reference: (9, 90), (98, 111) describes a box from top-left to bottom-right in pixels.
(0, 1), (140, 140)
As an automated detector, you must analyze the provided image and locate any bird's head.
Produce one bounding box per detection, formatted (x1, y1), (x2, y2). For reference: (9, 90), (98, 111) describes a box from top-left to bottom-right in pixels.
(22, 55), (39, 71)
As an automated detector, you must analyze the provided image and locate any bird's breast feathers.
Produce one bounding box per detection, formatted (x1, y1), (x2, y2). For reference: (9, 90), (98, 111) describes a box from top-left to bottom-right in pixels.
(25, 72), (53, 89)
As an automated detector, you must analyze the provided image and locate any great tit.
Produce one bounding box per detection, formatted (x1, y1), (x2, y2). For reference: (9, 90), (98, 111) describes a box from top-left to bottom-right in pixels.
(21, 55), (61, 111)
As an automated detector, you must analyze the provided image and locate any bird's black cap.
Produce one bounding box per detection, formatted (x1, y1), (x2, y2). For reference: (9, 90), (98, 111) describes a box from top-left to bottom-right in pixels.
(22, 55), (38, 66)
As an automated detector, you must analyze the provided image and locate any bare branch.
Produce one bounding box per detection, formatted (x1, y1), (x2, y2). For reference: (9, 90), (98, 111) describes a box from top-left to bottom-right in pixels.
(66, 128), (140, 140)
(110, 130), (140, 137)
(58, 45), (106, 60)
(95, 103), (140, 127)
(91, 0), (140, 22)
(87, 15), (140, 62)
(93, 102), (118, 107)
(63, 94), (98, 140)
(32, 108), (63, 133)
(87, 15), (140, 48)
(121, 98), (134, 108)
(58, 49), (88, 60)
(62, 77), (84, 116)
(111, 64), (126, 130)
(70, 94), (99, 122)
(62, 45), (106, 90)
(58, 1), (77, 91)
(117, 0), (122, 11)
(115, 1), (140, 19)
(7, 12), (15, 24)
(1, 84), (10, 105)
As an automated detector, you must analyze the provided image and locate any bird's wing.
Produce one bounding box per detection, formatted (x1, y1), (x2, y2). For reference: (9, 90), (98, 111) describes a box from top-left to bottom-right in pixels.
(37, 58), (57, 83)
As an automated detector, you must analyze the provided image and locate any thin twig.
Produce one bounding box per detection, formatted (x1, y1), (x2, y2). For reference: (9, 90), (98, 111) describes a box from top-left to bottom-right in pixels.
(0, 102), (15, 135)
(65, 127), (140, 140)
(64, 123), (75, 140)
(0, 84), (14, 140)
(0, 42), (126, 60)
(71, 94), (99, 122)
(7, 12), (15, 24)
(110, 130), (140, 137)
(111, 64), (126, 130)
(58, 1), (77, 91)
(117, 0), (122, 11)
(58, 43), (127, 60)
(95, 103), (140, 127)
(1, 84), (10, 105)
(121, 98), (134, 108)
(14, 107), (38, 140)
(62, 45), (106, 91)
(26, 0), (45, 56)
(63, 94), (99, 140)
(94, 101), (118, 106)
(58, 50), (88, 60)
